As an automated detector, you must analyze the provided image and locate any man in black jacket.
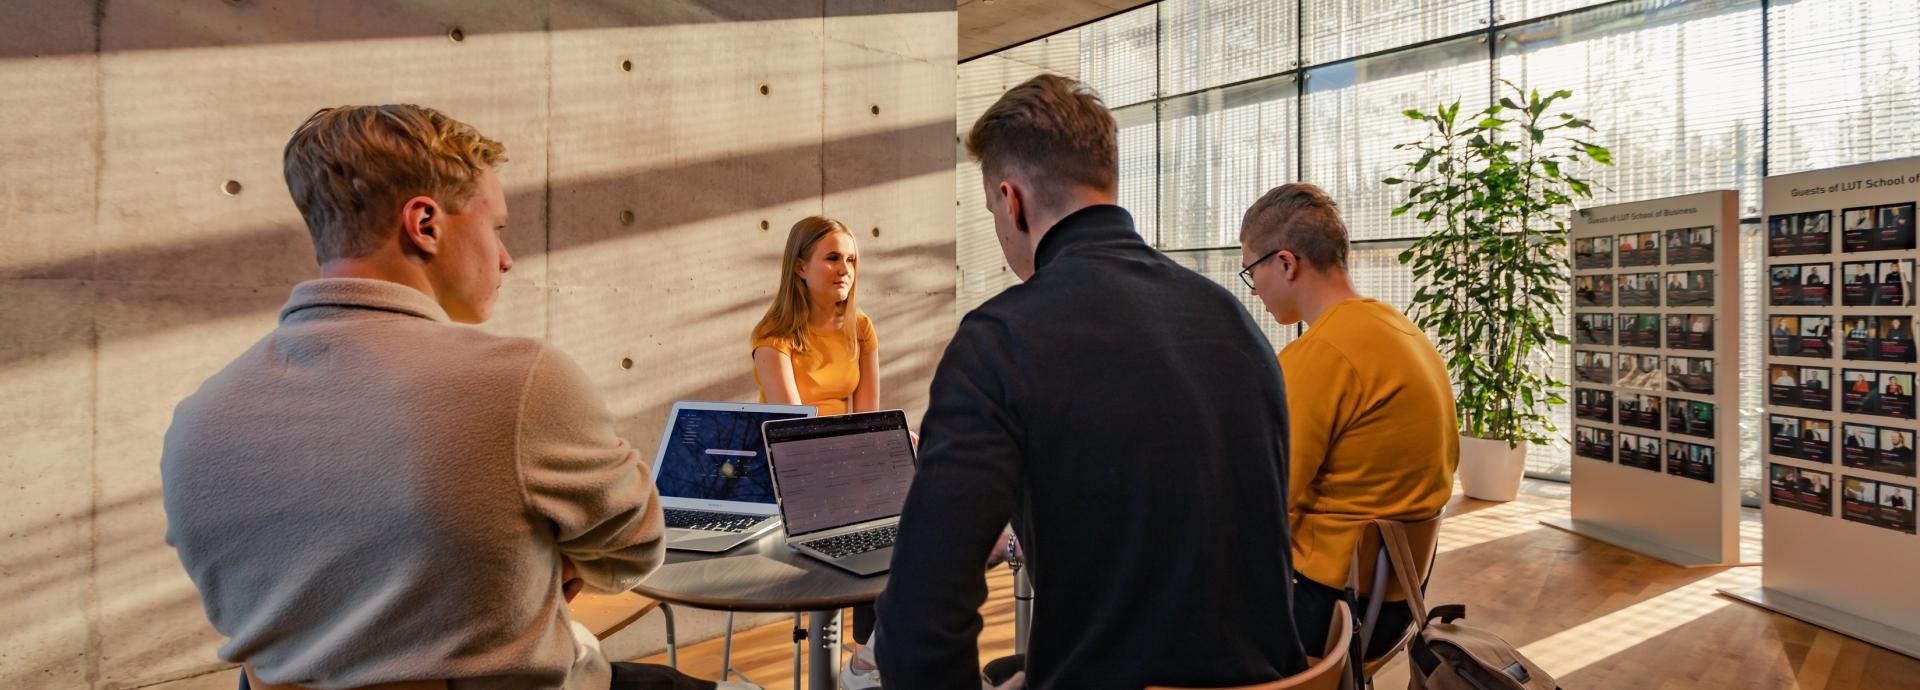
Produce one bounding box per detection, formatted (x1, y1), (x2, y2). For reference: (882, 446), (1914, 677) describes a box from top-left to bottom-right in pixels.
(875, 74), (1307, 689)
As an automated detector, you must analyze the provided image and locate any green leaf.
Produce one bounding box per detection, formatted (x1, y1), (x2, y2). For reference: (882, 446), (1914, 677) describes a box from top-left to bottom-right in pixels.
(1582, 142), (1613, 165)
(1404, 109), (1425, 120)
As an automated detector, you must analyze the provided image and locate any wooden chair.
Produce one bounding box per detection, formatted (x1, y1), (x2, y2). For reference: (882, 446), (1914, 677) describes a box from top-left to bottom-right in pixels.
(1351, 516), (1443, 685)
(241, 592), (676, 690)
(1147, 600), (1353, 690)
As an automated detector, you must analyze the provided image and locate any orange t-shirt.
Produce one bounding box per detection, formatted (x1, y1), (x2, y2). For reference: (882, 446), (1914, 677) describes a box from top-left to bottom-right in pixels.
(751, 314), (877, 416)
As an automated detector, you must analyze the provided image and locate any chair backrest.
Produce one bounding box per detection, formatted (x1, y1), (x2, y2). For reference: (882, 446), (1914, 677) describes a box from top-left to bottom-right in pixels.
(244, 667), (448, 690)
(1146, 600), (1352, 690)
(1351, 515), (1442, 600)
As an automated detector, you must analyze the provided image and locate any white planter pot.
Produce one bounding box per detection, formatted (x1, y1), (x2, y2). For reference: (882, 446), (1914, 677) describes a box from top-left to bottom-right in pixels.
(1458, 435), (1528, 502)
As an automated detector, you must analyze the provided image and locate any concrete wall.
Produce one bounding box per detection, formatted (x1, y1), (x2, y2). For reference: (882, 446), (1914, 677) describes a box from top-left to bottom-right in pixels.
(0, 1), (956, 687)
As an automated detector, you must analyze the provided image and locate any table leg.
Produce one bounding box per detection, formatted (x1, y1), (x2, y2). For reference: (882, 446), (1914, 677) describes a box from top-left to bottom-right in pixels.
(806, 610), (841, 690)
(792, 614), (804, 689)
(1014, 564), (1033, 655)
(721, 611), (734, 680)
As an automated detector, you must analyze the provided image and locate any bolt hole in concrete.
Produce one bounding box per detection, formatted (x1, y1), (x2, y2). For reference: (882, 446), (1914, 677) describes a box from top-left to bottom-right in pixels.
(448, 26), (464, 43)
(871, 105), (881, 115)
(621, 358), (634, 370)
(760, 220), (770, 231)
(222, 180), (243, 196)
(621, 59), (633, 72)
(620, 210), (635, 225)
(759, 84), (770, 96)
(871, 227), (881, 238)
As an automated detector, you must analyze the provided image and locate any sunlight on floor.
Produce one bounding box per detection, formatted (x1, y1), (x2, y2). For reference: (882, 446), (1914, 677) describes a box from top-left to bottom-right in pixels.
(1517, 567), (1758, 675)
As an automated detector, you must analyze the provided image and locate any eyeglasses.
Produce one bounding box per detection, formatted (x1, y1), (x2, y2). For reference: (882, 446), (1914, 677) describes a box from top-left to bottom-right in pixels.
(1238, 249), (1281, 290)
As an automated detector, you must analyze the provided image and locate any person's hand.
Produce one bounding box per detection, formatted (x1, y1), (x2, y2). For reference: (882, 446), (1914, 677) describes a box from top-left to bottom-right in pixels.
(561, 557), (584, 602)
(984, 671), (1026, 690)
(909, 430), (921, 449)
(984, 527), (1014, 568)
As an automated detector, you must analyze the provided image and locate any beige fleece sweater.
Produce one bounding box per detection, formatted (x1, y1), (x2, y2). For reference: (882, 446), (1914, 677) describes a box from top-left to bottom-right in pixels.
(161, 278), (664, 690)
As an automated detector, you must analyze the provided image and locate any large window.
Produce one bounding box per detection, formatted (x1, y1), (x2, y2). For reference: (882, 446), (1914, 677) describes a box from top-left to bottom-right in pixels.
(960, 0), (1920, 498)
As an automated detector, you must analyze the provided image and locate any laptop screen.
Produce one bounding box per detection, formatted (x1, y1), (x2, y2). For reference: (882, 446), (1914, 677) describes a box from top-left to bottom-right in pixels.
(655, 405), (810, 506)
(765, 410), (917, 537)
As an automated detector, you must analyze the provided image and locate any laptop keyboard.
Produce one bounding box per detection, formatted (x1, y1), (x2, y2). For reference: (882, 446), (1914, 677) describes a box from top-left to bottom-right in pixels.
(664, 509), (763, 533)
(800, 524), (898, 559)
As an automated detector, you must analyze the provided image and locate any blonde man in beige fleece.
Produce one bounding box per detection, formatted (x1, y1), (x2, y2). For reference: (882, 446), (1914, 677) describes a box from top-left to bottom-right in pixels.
(161, 105), (735, 690)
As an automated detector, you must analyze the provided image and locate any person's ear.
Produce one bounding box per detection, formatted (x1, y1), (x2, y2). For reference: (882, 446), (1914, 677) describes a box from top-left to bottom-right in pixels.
(400, 196), (442, 257)
(1001, 181), (1029, 234)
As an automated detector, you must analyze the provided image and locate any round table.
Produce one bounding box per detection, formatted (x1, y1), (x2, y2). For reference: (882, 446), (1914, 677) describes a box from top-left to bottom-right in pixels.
(633, 530), (886, 689)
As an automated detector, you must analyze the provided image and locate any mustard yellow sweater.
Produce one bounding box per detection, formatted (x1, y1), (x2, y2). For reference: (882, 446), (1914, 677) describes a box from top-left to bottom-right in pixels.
(1281, 298), (1459, 592)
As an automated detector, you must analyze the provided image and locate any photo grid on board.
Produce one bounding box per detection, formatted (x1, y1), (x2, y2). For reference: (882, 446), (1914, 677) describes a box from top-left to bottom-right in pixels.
(1570, 219), (1725, 487)
(1766, 197), (1920, 535)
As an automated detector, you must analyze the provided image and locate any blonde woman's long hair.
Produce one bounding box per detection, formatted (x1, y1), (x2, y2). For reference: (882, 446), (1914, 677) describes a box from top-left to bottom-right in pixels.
(753, 216), (863, 356)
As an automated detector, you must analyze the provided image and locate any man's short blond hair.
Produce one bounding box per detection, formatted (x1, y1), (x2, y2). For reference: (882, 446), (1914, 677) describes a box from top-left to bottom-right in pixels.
(1240, 183), (1349, 271)
(283, 105), (506, 262)
(964, 74), (1118, 210)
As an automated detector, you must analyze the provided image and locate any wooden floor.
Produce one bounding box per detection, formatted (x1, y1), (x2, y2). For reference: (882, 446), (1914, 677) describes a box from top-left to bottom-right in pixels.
(636, 483), (1920, 689)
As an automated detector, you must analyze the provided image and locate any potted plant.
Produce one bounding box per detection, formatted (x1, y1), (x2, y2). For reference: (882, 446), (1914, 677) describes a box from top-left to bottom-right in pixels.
(1386, 81), (1611, 501)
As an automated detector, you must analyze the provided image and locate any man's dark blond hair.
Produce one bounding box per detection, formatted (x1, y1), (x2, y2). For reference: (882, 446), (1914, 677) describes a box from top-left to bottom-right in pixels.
(1240, 182), (1350, 271)
(964, 74), (1118, 210)
(283, 105), (506, 262)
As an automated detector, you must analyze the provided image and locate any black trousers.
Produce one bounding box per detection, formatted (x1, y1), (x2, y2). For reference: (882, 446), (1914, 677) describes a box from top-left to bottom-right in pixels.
(610, 662), (718, 690)
(853, 603), (875, 642)
(1292, 576), (1416, 660)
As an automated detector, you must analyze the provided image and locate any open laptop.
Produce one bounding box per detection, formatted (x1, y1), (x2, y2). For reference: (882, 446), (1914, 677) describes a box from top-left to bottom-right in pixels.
(762, 410), (917, 576)
(650, 401), (815, 552)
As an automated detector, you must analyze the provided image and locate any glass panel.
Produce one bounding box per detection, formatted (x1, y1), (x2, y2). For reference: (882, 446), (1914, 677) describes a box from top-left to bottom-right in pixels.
(1115, 103), (1160, 244)
(957, 37), (1079, 316)
(1495, 0), (1611, 24)
(1165, 249), (1300, 352)
(1302, 37), (1492, 243)
(1303, 0), (1487, 65)
(1159, 77), (1299, 250)
(955, 157), (1022, 316)
(1740, 221), (1764, 505)
(1768, 0), (1920, 176)
(1350, 242), (1419, 315)
(1496, 0), (1765, 214)
(1079, 5), (1160, 108)
(1160, 0), (1300, 96)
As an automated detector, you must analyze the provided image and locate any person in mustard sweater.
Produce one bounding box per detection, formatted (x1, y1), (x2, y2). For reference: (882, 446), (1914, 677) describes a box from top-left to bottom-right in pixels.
(749, 215), (886, 688)
(1237, 182), (1460, 657)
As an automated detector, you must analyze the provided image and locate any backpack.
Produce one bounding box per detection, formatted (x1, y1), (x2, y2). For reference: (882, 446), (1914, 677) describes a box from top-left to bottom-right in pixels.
(1376, 521), (1561, 690)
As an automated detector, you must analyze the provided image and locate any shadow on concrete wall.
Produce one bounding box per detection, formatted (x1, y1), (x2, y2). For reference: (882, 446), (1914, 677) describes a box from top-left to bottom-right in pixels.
(0, 118), (956, 368)
(1, 0), (953, 59)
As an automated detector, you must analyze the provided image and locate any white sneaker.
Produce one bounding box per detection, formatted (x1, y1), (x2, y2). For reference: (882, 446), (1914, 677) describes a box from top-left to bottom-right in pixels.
(838, 642), (882, 690)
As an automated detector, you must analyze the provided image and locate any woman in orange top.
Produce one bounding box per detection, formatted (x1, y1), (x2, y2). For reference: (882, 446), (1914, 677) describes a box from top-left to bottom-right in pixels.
(752, 216), (879, 417)
(750, 216), (884, 687)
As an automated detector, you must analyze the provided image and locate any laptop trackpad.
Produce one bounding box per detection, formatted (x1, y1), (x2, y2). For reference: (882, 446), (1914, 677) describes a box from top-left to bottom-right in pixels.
(842, 547), (894, 576)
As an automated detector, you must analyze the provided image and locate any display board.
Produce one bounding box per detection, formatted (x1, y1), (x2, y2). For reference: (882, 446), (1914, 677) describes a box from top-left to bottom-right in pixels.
(1726, 157), (1920, 659)
(1545, 190), (1745, 567)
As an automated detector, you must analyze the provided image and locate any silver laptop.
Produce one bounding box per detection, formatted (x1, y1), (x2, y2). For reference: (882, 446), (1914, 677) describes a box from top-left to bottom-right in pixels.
(650, 401), (815, 552)
(763, 410), (917, 576)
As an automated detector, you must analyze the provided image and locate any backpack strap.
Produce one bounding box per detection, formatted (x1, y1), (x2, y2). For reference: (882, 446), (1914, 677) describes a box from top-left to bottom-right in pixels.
(1378, 519), (1432, 628)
